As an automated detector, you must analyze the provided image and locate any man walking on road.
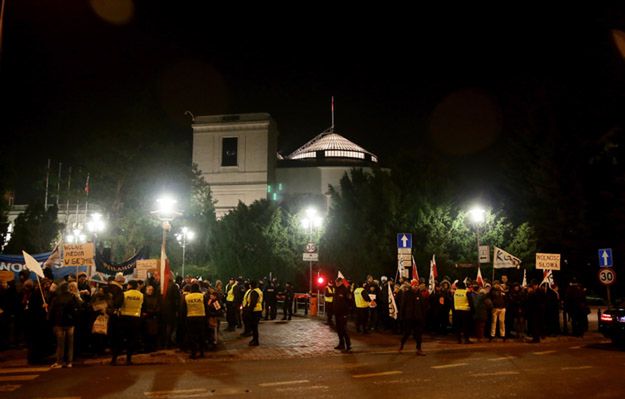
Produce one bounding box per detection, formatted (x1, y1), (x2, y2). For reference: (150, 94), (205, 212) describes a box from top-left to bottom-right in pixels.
(333, 277), (352, 352)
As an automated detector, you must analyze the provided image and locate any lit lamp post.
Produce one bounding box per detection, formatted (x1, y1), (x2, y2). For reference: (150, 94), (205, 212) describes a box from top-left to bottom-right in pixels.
(85, 212), (106, 276)
(175, 226), (195, 278)
(152, 196), (181, 295)
(469, 206), (486, 278)
(301, 207), (323, 293)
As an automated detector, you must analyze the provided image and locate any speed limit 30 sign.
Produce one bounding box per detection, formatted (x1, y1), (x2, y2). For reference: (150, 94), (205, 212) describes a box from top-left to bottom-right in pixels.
(598, 268), (616, 286)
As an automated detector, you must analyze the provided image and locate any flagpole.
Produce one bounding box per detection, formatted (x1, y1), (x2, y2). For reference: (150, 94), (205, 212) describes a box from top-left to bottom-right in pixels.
(56, 162), (62, 207)
(44, 159), (51, 209)
(331, 96), (335, 131)
(65, 166), (72, 224)
(84, 173), (90, 218)
(35, 274), (47, 308)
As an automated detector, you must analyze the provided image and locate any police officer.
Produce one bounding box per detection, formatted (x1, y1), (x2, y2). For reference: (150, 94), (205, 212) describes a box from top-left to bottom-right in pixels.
(354, 282), (370, 333)
(324, 280), (335, 326)
(225, 277), (238, 331)
(333, 277), (352, 352)
(183, 283), (208, 358)
(112, 280), (143, 365)
(243, 280), (263, 346)
(453, 281), (473, 344)
(263, 279), (277, 320)
(281, 282), (294, 320)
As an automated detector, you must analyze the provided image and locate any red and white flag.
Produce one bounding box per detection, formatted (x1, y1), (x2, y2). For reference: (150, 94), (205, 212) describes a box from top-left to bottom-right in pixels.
(476, 266), (484, 287)
(412, 255), (419, 281)
(541, 270), (555, 289)
(428, 258), (436, 294)
(521, 269), (527, 288)
(431, 254), (438, 279)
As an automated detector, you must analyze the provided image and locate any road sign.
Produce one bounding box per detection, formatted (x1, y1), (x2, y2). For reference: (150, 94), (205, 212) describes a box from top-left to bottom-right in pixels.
(479, 245), (490, 263)
(305, 243), (317, 253)
(397, 233), (412, 249)
(598, 268), (616, 286)
(303, 253), (319, 261)
(598, 248), (613, 268)
(535, 253), (561, 270)
(397, 253), (411, 267)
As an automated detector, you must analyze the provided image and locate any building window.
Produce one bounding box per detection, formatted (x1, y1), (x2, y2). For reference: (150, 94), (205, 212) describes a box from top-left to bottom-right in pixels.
(222, 137), (238, 166)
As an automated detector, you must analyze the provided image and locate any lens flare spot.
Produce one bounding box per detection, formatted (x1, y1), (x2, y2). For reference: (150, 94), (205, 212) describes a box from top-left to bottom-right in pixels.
(89, 0), (134, 25)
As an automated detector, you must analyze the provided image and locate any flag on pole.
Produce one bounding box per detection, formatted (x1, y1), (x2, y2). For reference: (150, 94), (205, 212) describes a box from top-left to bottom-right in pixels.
(493, 247), (522, 269)
(431, 254), (438, 279)
(428, 259), (436, 294)
(476, 266), (484, 287)
(43, 245), (61, 269)
(521, 269), (527, 288)
(23, 250), (45, 278)
(337, 270), (348, 287)
(84, 173), (90, 194)
(411, 255), (419, 281)
(541, 270), (555, 289)
(388, 281), (398, 320)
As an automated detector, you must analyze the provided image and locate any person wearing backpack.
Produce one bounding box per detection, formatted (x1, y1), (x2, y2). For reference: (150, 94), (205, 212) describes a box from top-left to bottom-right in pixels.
(49, 283), (79, 368)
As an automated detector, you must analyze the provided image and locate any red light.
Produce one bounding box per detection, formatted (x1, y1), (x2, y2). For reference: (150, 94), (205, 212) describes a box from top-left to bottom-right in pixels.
(601, 313), (613, 322)
(317, 276), (325, 285)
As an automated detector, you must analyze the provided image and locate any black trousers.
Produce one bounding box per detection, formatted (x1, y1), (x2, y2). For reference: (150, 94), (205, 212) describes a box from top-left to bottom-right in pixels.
(186, 317), (206, 356)
(247, 311), (261, 343)
(335, 314), (351, 349)
(326, 302), (334, 324)
(283, 300), (293, 319)
(356, 307), (368, 331)
(264, 301), (277, 320)
(401, 319), (424, 350)
(112, 316), (140, 362)
(226, 302), (236, 330)
(455, 310), (472, 343)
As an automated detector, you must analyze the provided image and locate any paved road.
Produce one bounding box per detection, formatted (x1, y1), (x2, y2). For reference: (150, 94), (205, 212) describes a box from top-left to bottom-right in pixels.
(1, 317), (623, 398)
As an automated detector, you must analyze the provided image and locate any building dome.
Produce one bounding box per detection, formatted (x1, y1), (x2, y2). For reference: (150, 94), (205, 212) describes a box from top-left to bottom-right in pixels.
(287, 130), (378, 163)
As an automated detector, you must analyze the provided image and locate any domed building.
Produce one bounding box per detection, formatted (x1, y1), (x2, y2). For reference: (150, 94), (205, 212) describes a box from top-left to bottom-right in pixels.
(191, 113), (379, 217)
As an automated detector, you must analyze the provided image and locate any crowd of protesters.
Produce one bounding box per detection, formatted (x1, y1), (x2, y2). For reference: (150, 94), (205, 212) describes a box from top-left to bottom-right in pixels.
(0, 268), (302, 366)
(324, 273), (591, 353)
(0, 267), (592, 365)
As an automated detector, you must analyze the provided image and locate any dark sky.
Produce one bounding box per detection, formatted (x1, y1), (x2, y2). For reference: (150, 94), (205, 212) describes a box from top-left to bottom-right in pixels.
(3, 2), (625, 201)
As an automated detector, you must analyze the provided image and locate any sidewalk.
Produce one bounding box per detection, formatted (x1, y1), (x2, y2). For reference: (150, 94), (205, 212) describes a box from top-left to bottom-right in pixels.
(0, 315), (607, 367)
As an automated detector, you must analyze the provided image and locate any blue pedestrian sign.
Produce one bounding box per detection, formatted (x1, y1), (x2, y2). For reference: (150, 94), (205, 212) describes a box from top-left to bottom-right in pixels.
(397, 233), (412, 249)
(599, 248), (613, 268)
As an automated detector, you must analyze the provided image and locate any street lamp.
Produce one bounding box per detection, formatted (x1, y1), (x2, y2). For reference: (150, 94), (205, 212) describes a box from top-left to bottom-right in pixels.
(469, 206), (486, 279)
(65, 228), (87, 244)
(152, 195), (181, 295)
(301, 207), (323, 293)
(175, 226), (195, 278)
(86, 212), (106, 236)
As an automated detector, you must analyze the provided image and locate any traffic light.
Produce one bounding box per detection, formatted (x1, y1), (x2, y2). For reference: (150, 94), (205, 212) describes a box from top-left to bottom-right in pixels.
(316, 275), (326, 288)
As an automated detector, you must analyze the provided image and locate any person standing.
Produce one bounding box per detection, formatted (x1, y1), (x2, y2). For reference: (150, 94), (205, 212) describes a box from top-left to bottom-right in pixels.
(142, 285), (161, 353)
(112, 280), (143, 365)
(242, 280), (263, 346)
(263, 279), (278, 320)
(224, 277), (238, 331)
(354, 282), (370, 333)
(333, 277), (352, 352)
(183, 283), (207, 358)
(453, 281), (473, 344)
(399, 280), (427, 355)
(324, 280), (335, 326)
(489, 281), (507, 341)
(281, 282), (294, 321)
(49, 283), (79, 368)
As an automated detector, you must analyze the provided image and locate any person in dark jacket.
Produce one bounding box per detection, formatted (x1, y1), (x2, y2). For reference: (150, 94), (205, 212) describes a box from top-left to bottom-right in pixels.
(242, 280), (263, 346)
(526, 280), (546, 343)
(142, 285), (161, 352)
(281, 282), (294, 320)
(399, 280), (427, 355)
(263, 279), (278, 320)
(333, 278), (352, 352)
(49, 283), (79, 368)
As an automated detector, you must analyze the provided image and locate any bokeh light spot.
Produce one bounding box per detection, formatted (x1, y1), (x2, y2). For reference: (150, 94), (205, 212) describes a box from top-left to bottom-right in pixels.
(89, 0), (134, 25)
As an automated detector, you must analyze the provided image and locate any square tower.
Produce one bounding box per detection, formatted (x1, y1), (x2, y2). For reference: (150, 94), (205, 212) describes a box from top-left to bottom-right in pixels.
(192, 113), (278, 217)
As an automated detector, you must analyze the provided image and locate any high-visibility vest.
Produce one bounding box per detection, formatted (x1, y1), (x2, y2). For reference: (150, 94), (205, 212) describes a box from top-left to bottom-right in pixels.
(453, 289), (470, 311)
(185, 292), (206, 317)
(226, 282), (238, 302)
(325, 286), (335, 303)
(120, 289), (143, 317)
(354, 287), (368, 308)
(243, 288), (263, 312)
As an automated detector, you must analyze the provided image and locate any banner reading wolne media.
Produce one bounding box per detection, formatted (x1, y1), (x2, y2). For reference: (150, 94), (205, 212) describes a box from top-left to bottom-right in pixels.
(0, 252), (87, 281)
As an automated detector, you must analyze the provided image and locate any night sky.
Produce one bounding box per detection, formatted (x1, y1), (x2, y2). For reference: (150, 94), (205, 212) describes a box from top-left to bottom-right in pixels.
(2, 2), (625, 202)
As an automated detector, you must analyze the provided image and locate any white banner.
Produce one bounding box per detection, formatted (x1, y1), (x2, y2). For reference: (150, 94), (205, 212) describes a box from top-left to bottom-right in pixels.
(493, 247), (522, 269)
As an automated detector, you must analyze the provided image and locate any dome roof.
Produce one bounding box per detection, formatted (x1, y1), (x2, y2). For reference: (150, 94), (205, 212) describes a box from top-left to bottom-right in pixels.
(287, 130), (378, 163)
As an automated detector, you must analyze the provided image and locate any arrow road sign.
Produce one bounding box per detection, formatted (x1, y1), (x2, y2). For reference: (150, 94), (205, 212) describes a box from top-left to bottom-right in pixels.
(397, 233), (412, 249)
(598, 248), (613, 268)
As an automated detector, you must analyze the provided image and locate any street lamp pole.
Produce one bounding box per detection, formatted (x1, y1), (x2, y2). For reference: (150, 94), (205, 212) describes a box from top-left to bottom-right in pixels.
(152, 196), (180, 295)
(469, 206), (486, 281)
(176, 227), (194, 278)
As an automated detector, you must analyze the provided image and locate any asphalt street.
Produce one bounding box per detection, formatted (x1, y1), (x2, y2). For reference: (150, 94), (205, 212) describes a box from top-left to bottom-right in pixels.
(1, 335), (624, 399)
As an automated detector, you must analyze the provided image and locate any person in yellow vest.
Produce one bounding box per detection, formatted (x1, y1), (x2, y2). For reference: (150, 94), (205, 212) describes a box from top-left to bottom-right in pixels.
(225, 277), (238, 331)
(324, 280), (335, 327)
(111, 280), (143, 365)
(182, 283), (208, 358)
(242, 280), (263, 346)
(453, 281), (473, 344)
(354, 282), (370, 333)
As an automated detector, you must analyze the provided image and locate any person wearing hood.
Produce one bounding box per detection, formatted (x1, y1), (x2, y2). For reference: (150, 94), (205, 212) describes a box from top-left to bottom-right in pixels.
(399, 279), (427, 355)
